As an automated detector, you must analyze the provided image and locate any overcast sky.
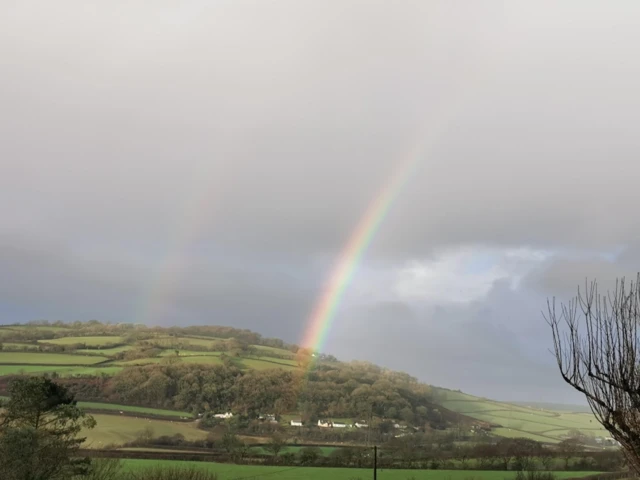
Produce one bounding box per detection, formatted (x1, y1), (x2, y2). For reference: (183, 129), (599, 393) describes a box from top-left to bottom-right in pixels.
(3, 1), (640, 403)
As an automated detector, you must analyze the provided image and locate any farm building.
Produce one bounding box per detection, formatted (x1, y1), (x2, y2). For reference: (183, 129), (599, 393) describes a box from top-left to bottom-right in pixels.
(290, 420), (303, 427)
(214, 412), (233, 419)
(317, 420), (350, 428)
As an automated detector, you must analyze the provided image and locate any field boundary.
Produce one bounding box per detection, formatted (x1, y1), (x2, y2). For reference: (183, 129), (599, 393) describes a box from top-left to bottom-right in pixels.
(81, 408), (194, 422)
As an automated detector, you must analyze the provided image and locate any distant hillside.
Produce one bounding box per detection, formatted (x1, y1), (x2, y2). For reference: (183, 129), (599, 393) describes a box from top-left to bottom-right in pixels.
(0, 321), (609, 446)
(510, 401), (592, 413)
(0, 322), (462, 432)
(431, 387), (606, 443)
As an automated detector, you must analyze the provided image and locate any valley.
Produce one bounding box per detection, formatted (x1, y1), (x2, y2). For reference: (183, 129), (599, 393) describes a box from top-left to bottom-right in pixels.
(0, 322), (621, 478)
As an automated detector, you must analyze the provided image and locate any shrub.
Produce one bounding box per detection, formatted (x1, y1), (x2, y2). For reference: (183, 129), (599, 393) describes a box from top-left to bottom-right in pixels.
(299, 446), (322, 465)
(514, 470), (556, 480)
(78, 458), (122, 480)
(281, 452), (296, 465)
(127, 466), (218, 480)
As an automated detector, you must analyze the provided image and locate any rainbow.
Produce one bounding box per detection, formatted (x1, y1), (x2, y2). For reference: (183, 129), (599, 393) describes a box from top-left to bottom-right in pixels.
(300, 150), (422, 354)
(136, 173), (222, 325)
(297, 77), (479, 356)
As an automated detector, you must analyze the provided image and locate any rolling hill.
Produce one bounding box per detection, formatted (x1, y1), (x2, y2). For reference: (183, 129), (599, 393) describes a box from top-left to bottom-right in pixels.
(433, 388), (607, 443)
(0, 322), (608, 448)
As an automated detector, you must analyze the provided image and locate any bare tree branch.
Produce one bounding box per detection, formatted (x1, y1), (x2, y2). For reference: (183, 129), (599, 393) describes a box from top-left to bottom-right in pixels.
(546, 274), (640, 473)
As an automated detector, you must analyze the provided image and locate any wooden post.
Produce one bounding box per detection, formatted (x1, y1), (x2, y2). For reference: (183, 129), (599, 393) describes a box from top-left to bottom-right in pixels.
(373, 445), (377, 480)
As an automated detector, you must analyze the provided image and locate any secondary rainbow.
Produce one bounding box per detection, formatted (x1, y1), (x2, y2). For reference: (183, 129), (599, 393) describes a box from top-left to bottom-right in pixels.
(300, 152), (421, 354)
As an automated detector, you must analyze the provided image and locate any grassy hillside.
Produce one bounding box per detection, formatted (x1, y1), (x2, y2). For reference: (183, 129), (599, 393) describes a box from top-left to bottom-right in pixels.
(77, 402), (192, 418)
(0, 352), (109, 365)
(0, 322), (610, 445)
(511, 401), (592, 413)
(82, 414), (207, 447)
(39, 335), (125, 346)
(434, 388), (607, 443)
(0, 323), (299, 375)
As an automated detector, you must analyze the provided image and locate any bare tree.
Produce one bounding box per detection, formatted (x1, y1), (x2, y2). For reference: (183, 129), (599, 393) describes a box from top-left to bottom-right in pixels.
(545, 275), (640, 473)
(265, 433), (286, 458)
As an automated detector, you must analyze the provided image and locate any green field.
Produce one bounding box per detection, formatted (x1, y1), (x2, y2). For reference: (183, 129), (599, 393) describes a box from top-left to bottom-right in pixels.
(0, 352), (109, 365)
(39, 336), (124, 346)
(252, 344), (295, 358)
(78, 345), (134, 355)
(0, 365), (122, 376)
(78, 402), (191, 418)
(0, 396), (189, 418)
(239, 357), (297, 371)
(158, 350), (223, 357)
(0, 365), (77, 375)
(249, 445), (337, 456)
(83, 414), (207, 447)
(150, 336), (222, 348)
(180, 334), (228, 341)
(62, 366), (123, 376)
(121, 460), (600, 480)
(1, 342), (39, 350)
(247, 355), (299, 367)
(113, 357), (165, 366)
(115, 356), (224, 366)
(115, 354), (296, 371)
(435, 389), (608, 442)
(119, 447), (207, 454)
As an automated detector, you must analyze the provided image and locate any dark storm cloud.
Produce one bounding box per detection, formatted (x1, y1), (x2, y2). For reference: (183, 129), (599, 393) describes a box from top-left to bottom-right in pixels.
(329, 281), (582, 403)
(525, 243), (640, 299)
(2, 1), (640, 401)
(0, 234), (316, 339)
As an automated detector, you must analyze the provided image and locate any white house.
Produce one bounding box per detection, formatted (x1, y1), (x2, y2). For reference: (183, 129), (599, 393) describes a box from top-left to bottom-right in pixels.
(355, 422), (368, 428)
(290, 420), (303, 427)
(333, 422), (347, 428)
(214, 412), (233, 419)
(318, 420), (331, 428)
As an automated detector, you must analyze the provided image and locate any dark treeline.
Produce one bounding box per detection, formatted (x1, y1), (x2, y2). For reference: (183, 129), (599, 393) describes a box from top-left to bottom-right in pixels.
(118, 432), (624, 472)
(21, 361), (449, 429)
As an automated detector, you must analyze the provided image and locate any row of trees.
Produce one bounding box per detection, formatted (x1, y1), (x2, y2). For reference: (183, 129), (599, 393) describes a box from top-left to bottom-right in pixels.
(123, 428), (624, 472)
(57, 360), (446, 428)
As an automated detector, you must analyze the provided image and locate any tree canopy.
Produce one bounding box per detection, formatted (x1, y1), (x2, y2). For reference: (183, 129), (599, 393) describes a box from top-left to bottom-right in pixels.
(0, 377), (96, 480)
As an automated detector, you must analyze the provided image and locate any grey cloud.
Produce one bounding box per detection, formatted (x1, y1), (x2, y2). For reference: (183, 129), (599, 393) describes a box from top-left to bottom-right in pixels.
(0, 234), (316, 339)
(524, 246), (640, 298)
(2, 1), (640, 402)
(329, 282), (581, 403)
(3, 2), (640, 257)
